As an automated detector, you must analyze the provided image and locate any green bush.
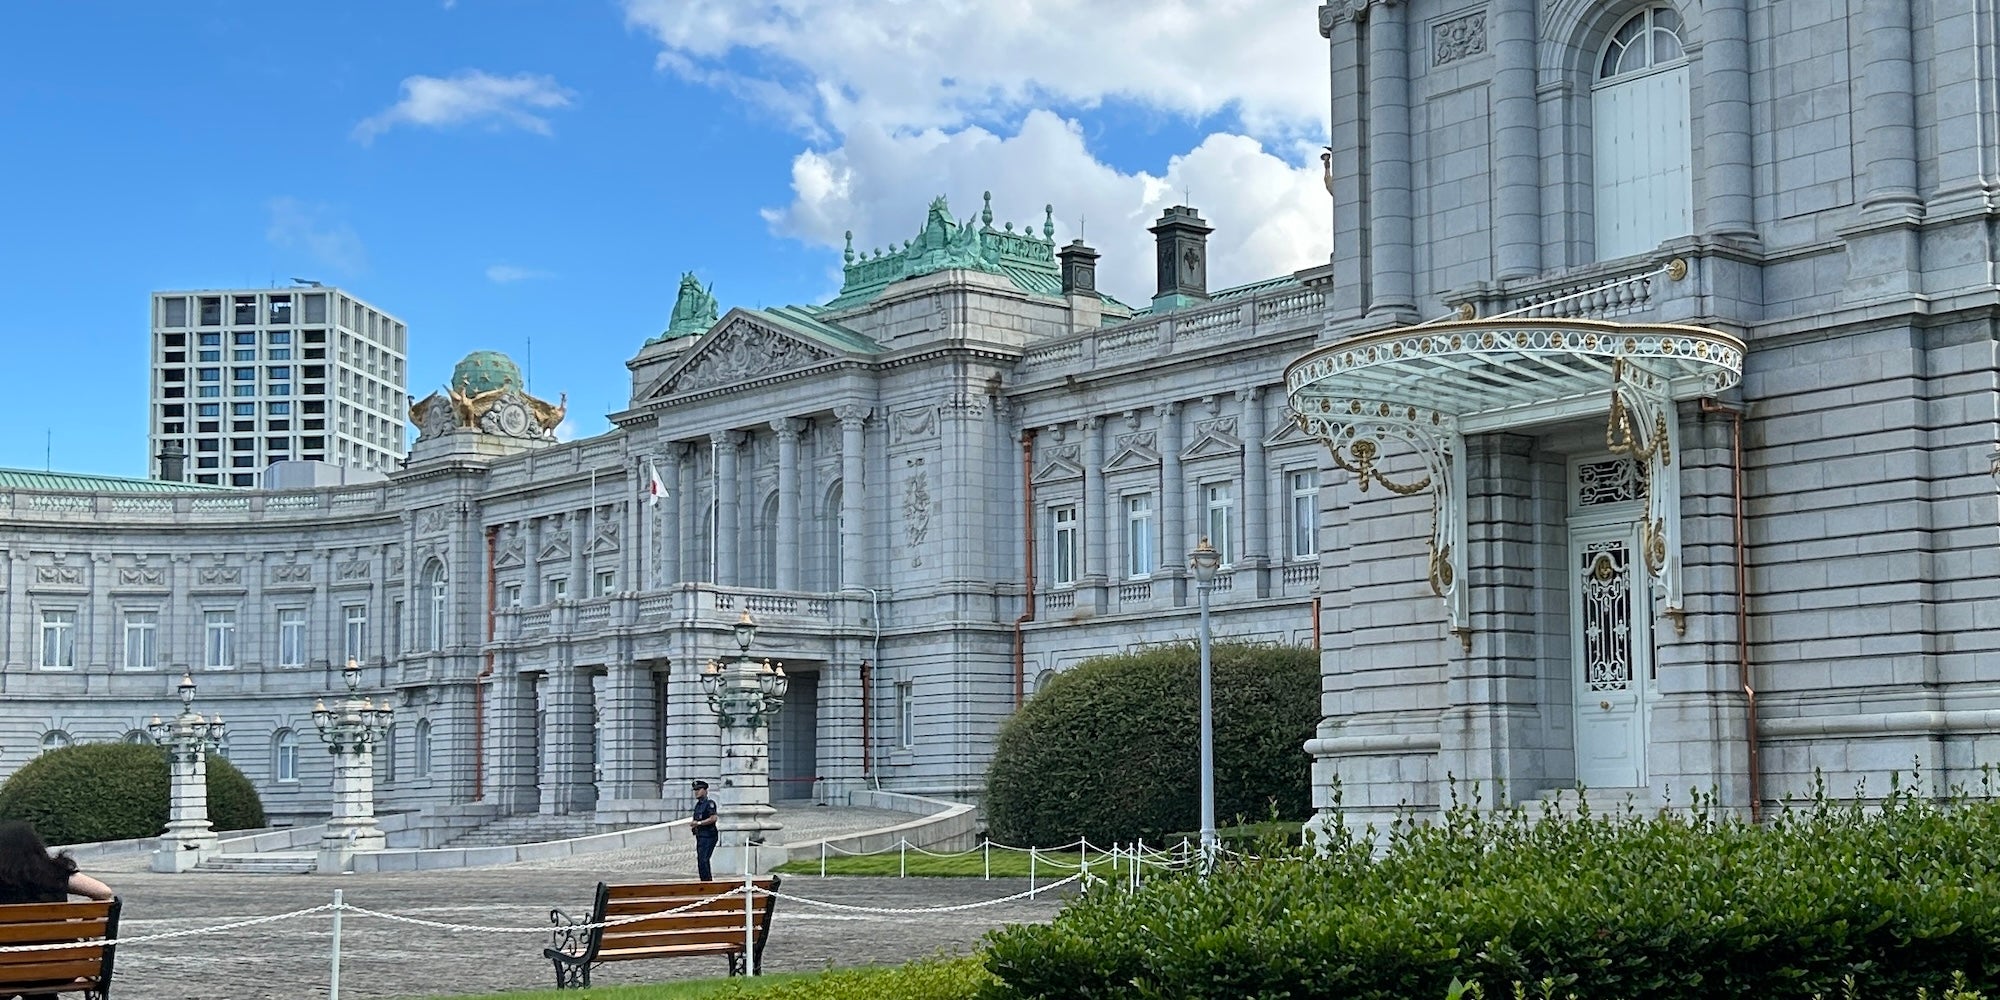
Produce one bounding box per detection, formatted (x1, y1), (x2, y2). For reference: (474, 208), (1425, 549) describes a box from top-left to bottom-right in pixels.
(983, 642), (1317, 847)
(0, 742), (266, 845)
(980, 780), (2000, 1000)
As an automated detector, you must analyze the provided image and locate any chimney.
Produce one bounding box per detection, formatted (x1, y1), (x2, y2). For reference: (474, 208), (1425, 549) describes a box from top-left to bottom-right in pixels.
(157, 440), (185, 483)
(1148, 205), (1214, 308)
(1058, 238), (1100, 296)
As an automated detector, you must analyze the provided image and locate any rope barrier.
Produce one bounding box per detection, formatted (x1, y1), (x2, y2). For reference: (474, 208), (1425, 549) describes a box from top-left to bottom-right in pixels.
(0, 902), (341, 953)
(760, 874), (1083, 915)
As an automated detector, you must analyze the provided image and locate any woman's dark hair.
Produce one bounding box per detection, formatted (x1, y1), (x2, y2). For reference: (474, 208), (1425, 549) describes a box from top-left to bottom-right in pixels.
(0, 821), (75, 902)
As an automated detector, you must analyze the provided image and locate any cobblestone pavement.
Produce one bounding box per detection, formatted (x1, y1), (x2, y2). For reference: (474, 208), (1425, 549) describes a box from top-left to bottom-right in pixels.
(70, 808), (1075, 999)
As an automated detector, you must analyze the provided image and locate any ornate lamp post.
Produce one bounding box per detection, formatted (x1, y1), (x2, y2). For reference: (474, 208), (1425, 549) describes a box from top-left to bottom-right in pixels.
(698, 611), (790, 874)
(1188, 537), (1222, 876)
(148, 671), (228, 873)
(311, 658), (394, 873)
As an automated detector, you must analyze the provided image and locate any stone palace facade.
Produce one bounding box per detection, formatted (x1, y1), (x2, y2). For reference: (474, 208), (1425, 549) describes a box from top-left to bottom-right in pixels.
(4, 0), (2000, 836)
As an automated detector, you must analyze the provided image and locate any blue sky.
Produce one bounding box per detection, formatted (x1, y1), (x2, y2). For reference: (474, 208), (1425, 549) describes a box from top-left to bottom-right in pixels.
(0, 1), (1330, 477)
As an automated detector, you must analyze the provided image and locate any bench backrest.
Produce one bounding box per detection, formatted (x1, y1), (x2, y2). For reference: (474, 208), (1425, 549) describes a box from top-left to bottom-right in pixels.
(0, 898), (121, 993)
(589, 879), (779, 959)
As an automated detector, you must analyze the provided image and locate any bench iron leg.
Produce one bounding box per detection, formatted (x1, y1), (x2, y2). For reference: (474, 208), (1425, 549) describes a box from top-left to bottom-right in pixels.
(551, 958), (591, 990)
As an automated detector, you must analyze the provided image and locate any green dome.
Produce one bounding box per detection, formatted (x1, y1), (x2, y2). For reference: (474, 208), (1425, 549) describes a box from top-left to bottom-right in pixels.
(452, 351), (523, 395)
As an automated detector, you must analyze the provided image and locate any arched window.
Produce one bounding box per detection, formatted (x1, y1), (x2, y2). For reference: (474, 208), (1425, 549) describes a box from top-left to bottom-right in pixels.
(38, 731), (71, 756)
(415, 719), (433, 778)
(759, 492), (781, 589)
(1592, 5), (1692, 260)
(273, 728), (298, 783)
(123, 730), (151, 745)
(824, 481), (845, 591)
(1034, 669), (1056, 695)
(425, 561), (448, 652)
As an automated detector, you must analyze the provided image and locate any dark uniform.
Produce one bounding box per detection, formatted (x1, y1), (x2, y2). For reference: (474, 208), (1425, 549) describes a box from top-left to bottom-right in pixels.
(691, 781), (719, 881)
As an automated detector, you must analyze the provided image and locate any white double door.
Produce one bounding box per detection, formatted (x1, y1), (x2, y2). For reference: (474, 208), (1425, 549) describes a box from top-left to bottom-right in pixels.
(1569, 520), (1653, 789)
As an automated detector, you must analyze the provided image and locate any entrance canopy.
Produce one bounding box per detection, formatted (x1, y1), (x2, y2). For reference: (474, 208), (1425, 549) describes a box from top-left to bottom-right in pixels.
(1285, 316), (1744, 641)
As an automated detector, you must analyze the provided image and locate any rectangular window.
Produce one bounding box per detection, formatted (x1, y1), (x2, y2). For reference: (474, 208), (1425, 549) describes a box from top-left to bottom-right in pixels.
(199, 298), (221, 326)
(595, 570), (616, 597)
(233, 332), (255, 346)
(1289, 471), (1319, 560)
(896, 681), (914, 748)
(198, 368), (220, 382)
(503, 583), (522, 607)
(269, 348), (291, 361)
(343, 604), (367, 662)
(197, 349), (220, 362)
(1125, 493), (1155, 578)
(1204, 481), (1236, 567)
(269, 366), (290, 380)
(547, 577), (569, 600)
(233, 349), (255, 362)
(231, 367), (254, 380)
(267, 402), (290, 415)
(204, 610), (237, 668)
(279, 609), (306, 667)
(39, 611), (76, 669)
(303, 294), (326, 324)
(163, 297), (188, 326)
(232, 385), (255, 397)
(197, 386), (221, 398)
(393, 599), (405, 654)
(232, 297), (257, 325)
(269, 330), (291, 345)
(197, 403), (220, 417)
(1049, 504), (1078, 587)
(269, 297), (292, 325)
(233, 402), (255, 416)
(124, 611), (158, 669)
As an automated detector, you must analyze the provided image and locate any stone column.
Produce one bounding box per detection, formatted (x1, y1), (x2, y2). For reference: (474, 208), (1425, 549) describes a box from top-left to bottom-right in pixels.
(836, 406), (870, 590)
(676, 443), (698, 583)
(318, 739), (387, 873)
(1859, 0), (1920, 215)
(483, 666), (539, 813)
(596, 658), (660, 809)
(818, 658), (865, 795)
(526, 518), (545, 604)
(151, 732), (219, 873)
(1240, 388), (1270, 597)
(1930, 0), (1997, 208)
(1081, 417), (1107, 610)
(774, 419), (803, 591)
(541, 665), (596, 814)
(1700, 0), (1757, 243)
(1365, 0), (1417, 316)
(659, 448), (683, 588)
(569, 507), (588, 596)
(713, 431), (742, 586)
(1159, 402), (1187, 605)
(1491, 0), (1542, 280)
(1322, 5), (1369, 313)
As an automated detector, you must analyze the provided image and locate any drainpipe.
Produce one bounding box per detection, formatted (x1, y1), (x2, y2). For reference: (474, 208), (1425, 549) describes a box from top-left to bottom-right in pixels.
(474, 525), (498, 801)
(1310, 594), (1322, 650)
(1700, 399), (1757, 822)
(859, 661), (872, 778)
(1011, 429), (1038, 707)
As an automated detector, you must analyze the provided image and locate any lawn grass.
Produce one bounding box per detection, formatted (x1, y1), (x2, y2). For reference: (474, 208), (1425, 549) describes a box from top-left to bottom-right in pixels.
(410, 971), (819, 1000)
(410, 956), (989, 999)
(772, 842), (1188, 878)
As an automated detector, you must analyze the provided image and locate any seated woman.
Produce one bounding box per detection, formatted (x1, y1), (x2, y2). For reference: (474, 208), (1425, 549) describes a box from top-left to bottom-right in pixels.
(0, 821), (113, 903)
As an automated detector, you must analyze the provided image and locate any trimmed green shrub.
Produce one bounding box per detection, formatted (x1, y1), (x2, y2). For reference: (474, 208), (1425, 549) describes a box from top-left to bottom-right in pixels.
(983, 642), (1317, 847)
(981, 781), (2000, 1000)
(0, 742), (266, 845)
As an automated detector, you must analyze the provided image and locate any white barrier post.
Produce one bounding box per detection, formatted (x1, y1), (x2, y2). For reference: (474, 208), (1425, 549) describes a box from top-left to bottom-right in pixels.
(820, 841), (827, 878)
(1029, 846), (1037, 897)
(329, 889), (343, 1000)
(899, 837), (907, 878)
(983, 840), (990, 881)
(743, 841), (756, 976)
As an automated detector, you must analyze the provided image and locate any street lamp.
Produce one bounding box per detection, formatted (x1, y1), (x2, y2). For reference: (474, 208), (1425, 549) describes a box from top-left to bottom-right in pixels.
(148, 670), (228, 872)
(312, 658), (394, 872)
(1188, 537), (1222, 876)
(698, 611), (791, 876)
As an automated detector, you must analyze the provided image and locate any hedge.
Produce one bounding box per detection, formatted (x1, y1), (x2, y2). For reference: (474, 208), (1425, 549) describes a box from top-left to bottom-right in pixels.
(0, 741), (266, 845)
(981, 779), (2000, 1000)
(983, 642), (1317, 846)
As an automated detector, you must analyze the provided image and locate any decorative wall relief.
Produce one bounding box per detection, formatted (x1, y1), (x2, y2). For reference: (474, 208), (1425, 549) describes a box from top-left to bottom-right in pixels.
(35, 565), (83, 586)
(540, 526), (572, 561)
(119, 567), (165, 586)
(496, 528), (527, 568)
(337, 560), (371, 581)
(198, 566), (242, 586)
(663, 320), (835, 396)
(415, 507), (447, 534)
(592, 511), (620, 553)
(271, 563), (314, 584)
(892, 406), (938, 444)
(902, 465), (932, 567)
(1432, 10), (1487, 65)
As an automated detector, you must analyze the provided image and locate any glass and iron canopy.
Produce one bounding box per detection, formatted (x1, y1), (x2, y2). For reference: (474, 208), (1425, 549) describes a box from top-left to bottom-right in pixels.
(1285, 308), (1744, 642)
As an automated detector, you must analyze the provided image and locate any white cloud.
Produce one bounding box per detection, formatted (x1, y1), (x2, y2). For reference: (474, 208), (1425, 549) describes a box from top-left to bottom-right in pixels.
(266, 197), (368, 273)
(621, 0), (1327, 138)
(553, 417), (579, 442)
(353, 70), (575, 144)
(764, 111), (1328, 306)
(486, 264), (554, 284)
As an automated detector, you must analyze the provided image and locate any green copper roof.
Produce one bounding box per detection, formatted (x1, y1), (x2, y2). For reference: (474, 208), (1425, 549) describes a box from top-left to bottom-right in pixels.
(452, 350), (523, 394)
(749, 305), (884, 355)
(0, 468), (233, 493)
(824, 192), (1064, 310)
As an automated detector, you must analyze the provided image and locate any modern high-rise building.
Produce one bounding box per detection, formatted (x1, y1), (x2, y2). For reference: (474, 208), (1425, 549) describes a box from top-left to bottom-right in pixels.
(148, 287), (409, 486)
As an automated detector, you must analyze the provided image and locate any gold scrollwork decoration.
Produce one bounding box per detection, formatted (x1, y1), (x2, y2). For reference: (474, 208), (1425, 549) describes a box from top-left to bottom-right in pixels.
(1642, 516), (1667, 575)
(1666, 257), (1689, 281)
(1429, 541), (1454, 598)
(1328, 438), (1433, 496)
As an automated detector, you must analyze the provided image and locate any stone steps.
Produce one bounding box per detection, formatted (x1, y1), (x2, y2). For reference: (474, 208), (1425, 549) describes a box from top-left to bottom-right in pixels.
(1534, 786), (1654, 818)
(194, 853), (319, 875)
(439, 815), (607, 848)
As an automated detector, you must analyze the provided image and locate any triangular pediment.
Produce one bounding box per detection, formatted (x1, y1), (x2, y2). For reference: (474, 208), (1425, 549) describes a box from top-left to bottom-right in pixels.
(1033, 444), (1083, 485)
(1263, 417), (1313, 448)
(643, 310), (843, 400)
(1103, 441), (1161, 472)
(1181, 427), (1244, 462)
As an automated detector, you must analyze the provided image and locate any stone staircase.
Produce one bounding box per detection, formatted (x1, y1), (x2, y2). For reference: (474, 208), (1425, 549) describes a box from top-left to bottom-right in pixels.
(438, 813), (609, 848)
(1535, 786), (1654, 819)
(194, 852), (319, 875)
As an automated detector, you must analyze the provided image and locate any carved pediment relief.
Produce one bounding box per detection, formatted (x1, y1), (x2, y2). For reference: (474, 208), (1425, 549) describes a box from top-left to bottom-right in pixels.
(1104, 433), (1161, 473)
(540, 530), (572, 562)
(495, 533), (527, 569)
(1182, 424), (1244, 462)
(649, 315), (839, 399)
(1263, 416), (1313, 448)
(591, 515), (620, 554)
(1032, 443), (1083, 484)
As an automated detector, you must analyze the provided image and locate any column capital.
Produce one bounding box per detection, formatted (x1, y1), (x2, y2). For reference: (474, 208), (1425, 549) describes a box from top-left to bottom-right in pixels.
(1159, 400), (1182, 419)
(834, 404), (872, 426)
(1242, 385), (1266, 405)
(771, 417), (805, 441)
(1321, 0), (1395, 33)
(711, 429), (747, 449)
(1080, 415), (1103, 432)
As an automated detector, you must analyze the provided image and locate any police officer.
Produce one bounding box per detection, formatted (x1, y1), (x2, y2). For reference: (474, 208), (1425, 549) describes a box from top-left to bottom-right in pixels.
(690, 780), (719, 881)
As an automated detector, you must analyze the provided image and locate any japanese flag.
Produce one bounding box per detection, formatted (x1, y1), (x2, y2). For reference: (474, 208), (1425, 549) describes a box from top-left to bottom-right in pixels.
(647, 462), (667, 507)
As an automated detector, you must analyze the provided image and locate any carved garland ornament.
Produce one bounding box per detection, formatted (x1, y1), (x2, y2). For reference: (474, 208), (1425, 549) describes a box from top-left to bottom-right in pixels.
(1432, 11), (1488, 65)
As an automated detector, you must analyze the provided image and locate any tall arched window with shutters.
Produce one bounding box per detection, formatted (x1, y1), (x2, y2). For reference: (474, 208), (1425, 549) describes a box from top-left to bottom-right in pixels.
(1592, 5), (1692, 260)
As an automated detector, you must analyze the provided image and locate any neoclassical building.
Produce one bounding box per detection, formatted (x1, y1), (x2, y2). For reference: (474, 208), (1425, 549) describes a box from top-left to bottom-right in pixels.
(3, 0), (1999, 838)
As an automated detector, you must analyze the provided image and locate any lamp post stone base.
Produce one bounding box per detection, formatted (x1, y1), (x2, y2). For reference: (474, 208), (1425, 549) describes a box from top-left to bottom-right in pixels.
(150, 828), (219, 873)
(713, 839), (789, 876)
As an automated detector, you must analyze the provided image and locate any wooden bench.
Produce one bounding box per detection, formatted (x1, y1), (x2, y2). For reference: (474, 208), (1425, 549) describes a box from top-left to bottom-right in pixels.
(0, 898), (121, 1000)
(544, 878), (778, 989)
